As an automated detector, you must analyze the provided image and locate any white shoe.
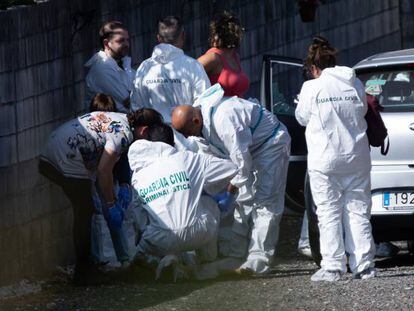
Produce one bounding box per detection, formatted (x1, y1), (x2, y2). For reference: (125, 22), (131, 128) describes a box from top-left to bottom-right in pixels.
(311, 268), (342, 282)
(298, 247), (312, 258)
(354, 267), (377, 280)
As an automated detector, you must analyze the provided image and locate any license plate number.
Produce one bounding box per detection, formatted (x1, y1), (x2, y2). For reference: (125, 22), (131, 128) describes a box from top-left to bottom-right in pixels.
(383, 192), (414, 210)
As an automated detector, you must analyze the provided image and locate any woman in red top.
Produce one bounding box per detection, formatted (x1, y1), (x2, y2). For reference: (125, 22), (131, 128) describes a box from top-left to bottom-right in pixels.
(198, 11), (250, 98)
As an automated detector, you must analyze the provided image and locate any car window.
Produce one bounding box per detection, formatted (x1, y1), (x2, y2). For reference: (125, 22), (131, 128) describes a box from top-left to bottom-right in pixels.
(358, 68), (414, 112)
(271, 62), (304, 116)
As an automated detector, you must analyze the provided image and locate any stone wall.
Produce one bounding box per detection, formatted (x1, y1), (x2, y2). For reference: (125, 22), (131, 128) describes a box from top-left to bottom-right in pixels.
(0, 0), (408, 286)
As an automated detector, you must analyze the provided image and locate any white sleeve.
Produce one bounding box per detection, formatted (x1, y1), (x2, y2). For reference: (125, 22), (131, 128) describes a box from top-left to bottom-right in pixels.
(130, 63), (149, 111)
(217, 117), (253, 188)
(295, 82), (313, 126)
(202, 155), (238, 195)
(192, 61), (211, 102)
(355, 78), (368, 114)
(86, 65), (130, 108)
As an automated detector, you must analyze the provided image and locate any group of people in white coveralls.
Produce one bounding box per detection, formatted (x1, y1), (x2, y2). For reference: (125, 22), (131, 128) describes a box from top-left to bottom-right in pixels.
(39, 17), (376, 285)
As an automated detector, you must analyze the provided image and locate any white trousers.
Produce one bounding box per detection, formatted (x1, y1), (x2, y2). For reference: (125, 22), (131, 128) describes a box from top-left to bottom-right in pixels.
(309, 168), (375, 274)
(136, 195), (219, 263)
(223, 126), (291, 273)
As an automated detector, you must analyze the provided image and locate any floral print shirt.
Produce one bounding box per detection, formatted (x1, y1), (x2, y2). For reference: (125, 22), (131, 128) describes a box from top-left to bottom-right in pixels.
(41, 112), (133, 179)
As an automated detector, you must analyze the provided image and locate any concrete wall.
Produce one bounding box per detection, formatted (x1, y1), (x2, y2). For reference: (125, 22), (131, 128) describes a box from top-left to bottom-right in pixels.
(0, 0), (408, 286)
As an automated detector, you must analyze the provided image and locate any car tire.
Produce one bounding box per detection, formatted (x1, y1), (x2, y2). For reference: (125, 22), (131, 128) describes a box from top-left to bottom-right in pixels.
(304, 172), (322, 267)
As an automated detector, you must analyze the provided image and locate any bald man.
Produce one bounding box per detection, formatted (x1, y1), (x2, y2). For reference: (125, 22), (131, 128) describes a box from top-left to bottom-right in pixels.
(172, 84), (291, 275)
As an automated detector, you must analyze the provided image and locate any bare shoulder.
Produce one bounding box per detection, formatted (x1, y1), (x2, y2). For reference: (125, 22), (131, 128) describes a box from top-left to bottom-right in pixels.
(198, 52), (222, 75)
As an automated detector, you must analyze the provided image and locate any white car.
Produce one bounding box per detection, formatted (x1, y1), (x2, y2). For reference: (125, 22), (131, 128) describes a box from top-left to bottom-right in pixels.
(261, 49), (414, 264)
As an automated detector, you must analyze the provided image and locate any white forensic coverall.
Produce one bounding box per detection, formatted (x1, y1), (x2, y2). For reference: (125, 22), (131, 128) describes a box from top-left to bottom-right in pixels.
(296, 66), (375, 274)
(131, 43), (210, 122)
(194, 84), (291, 274)
(128, 140), (237, 261)
(85, 51), (135, 113)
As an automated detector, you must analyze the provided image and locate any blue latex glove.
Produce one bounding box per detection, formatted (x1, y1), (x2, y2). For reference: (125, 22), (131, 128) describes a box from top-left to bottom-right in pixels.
(212, 191), (227, 204)
(107, 202), (124, 229)
(118, 185), (132, 210)
(216, 191), (236, 214)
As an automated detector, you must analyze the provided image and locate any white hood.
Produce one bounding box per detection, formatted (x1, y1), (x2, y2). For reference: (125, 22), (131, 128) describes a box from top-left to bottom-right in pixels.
(151, 43), (184, 64)
(322, 66), (356, 85)
(193, 84), (225, 140)
(128, 140), (177, 173)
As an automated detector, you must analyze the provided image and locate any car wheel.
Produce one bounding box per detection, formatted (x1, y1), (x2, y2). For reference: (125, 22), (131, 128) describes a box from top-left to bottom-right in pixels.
(304, 171), (322, 267)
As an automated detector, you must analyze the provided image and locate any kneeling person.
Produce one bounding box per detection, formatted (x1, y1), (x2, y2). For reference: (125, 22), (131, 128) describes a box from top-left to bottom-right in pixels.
(129, 124), (237, 273)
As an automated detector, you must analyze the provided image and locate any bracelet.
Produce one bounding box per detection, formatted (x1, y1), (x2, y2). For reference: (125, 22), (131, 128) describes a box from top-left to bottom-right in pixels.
(105, 200), (115, 207)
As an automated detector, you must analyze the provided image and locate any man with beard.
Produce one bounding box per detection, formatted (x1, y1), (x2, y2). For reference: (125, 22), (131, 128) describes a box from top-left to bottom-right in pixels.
(84, 21), (135, 113)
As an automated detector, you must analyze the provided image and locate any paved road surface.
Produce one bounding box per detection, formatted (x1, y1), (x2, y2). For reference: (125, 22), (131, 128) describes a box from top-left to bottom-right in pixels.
(2, 215), (414, 310)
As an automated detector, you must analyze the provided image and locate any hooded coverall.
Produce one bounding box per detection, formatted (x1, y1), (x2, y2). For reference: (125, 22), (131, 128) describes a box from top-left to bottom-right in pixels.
(296, 66), (376, 274)
(194, 84), (291, 274)
(130, 43), (210, 122)
(129, 140), (237, 261)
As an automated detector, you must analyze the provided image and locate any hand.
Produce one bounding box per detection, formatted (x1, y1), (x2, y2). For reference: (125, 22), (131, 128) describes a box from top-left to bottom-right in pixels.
(212, 191), (227, 203)
(107, 202), (124, 229)
(117, 185), (131, 210)
(118, 184), (132, 210)
(215, 191), (236, 214)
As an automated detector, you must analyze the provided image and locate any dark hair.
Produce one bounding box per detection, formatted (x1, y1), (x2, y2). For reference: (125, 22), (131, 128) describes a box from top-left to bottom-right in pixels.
(209, 11), (244, 49)
(99, 21), (127, 49)
(302, 62), (314, 81)
(158, 16), (183, 44)
(127, 108), (163, 130)
(148, 123), (175, 147)
(89, 93), (117, 112)
(305, 36), (337, 71)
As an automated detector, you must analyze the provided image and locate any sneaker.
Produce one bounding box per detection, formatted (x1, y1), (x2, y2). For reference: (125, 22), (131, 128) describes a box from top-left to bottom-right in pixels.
(298, 247), (313, 258)
(311, 268), (342, 282)
(354, 267), (377, 280)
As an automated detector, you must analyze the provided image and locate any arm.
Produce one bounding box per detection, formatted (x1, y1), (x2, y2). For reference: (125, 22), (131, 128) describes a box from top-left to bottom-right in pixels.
(295, 82), (313, 126)
(197, 52), (222, 76)
(87, 66), (131, 110)
(355, 78), (368, 115)
(202, 155), (238, 195)
(130, 63), (149, 111)
(97, 148), (118, 205)
(192, 61), (212, 101)
(218, 117), (253, 189)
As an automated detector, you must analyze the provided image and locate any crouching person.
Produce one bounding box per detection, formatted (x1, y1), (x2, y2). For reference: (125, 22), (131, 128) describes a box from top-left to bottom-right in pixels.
(128, 123), (237, 280)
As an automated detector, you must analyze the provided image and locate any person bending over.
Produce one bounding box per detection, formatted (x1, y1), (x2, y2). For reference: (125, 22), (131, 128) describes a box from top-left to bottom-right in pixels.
(129, 123), (237, 280)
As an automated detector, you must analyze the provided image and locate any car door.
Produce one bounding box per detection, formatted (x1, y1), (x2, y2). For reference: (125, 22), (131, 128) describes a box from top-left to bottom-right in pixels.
(260, 55), (307, 212)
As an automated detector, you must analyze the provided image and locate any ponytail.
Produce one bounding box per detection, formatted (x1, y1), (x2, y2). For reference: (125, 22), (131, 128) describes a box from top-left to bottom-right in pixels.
(305, 36), (337, 71)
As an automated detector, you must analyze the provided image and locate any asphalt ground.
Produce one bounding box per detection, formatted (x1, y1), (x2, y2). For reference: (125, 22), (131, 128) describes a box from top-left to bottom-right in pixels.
(2, 215), (414, 311)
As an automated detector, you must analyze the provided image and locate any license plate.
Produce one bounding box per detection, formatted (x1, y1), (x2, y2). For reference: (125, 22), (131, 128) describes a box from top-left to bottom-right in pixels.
(383, 192), (414, 211)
